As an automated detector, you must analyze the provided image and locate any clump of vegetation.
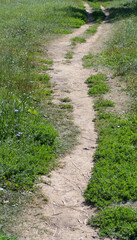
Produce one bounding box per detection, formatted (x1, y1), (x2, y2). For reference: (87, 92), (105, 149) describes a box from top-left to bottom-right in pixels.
(71, 37), (86, 46)
(59, 104), (73, 110)
(65, 51), (74, 59)
(94, 97), (115, 110)
(89, 206), (137, 240)
(60, 97), (71, 102)
(0, 230), (17, 240)
(82, 54), (94, 67)
(86, 28), (97, 34)
(85, 73), (109, 96)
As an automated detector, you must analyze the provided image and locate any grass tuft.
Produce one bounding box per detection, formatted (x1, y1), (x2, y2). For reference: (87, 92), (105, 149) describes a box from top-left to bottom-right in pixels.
(94, 97), (115, 110)
(82, 54), (94, 67)
(60, 97), (71, 102)
(71, 37), (86, 46)
(65, 51), (74, 59)
(85, 73), (109, 96)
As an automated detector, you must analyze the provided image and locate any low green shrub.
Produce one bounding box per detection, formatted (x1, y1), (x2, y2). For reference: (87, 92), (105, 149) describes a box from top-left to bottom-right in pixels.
(89, 206), (137, 240)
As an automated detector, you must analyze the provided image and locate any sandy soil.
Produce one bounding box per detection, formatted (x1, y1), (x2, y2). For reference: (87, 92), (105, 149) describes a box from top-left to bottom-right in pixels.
(13, 3), (113, 240)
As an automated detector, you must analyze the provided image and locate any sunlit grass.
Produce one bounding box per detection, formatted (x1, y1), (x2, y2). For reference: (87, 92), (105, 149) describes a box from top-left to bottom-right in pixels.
(85, 1), (137, 239)
(0, 0), (87, 238)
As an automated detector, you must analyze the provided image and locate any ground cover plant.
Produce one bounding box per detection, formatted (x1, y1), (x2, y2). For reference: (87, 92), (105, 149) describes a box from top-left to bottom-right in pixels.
(85, 0), (137, 239)
(0, 0), (87, 238)
(89, 206), (137, 240)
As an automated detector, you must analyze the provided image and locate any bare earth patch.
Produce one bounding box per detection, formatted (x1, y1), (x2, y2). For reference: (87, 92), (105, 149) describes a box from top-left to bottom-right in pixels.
(11, 3), (115, 240)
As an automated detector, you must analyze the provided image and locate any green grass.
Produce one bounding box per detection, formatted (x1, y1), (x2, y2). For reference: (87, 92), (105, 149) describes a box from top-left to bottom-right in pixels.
(84, 113), (137, 208)
(71, 37), (86, 46)
(87, 1), (105, 23)
(0, 231), (17, 240)
(0, 0), (87, 237)
(85, 73), (109, 96)
(59, 104), (73, 110)
(85, 1), (137, 239)
(36, 59), (53, 65)
(65, 51), (74, 59)
(0, 0), (86, 190)
(0, 91), (59, 190)
(94, 97), (115, 110)
(82, 54), (94, 67)
(86, 28), (97, 34)
(89, 206), (137, 240)
(0, 0), (87, 93)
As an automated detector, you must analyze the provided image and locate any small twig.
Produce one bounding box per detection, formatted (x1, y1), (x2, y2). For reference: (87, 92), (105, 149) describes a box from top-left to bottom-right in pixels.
(77, 218), (82, 224)
(52, 212), (63, 216)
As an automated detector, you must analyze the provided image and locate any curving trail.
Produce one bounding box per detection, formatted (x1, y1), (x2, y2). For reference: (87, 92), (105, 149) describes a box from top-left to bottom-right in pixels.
(18, 3), (111, 240)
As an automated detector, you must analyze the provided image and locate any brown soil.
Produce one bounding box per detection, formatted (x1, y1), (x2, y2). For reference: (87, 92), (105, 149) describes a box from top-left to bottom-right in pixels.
(9, 3), (125, 240)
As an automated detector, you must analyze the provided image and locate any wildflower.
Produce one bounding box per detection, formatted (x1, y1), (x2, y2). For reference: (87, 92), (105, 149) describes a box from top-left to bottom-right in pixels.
(16, 132), (23, 137)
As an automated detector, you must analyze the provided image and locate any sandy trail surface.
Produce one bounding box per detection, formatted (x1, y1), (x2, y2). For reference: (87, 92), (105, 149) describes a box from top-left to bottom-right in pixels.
(17, 3), (112, 240)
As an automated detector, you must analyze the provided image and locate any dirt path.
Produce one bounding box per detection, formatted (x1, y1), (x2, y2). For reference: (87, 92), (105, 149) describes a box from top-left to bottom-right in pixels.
(17, 3), (112, 240)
